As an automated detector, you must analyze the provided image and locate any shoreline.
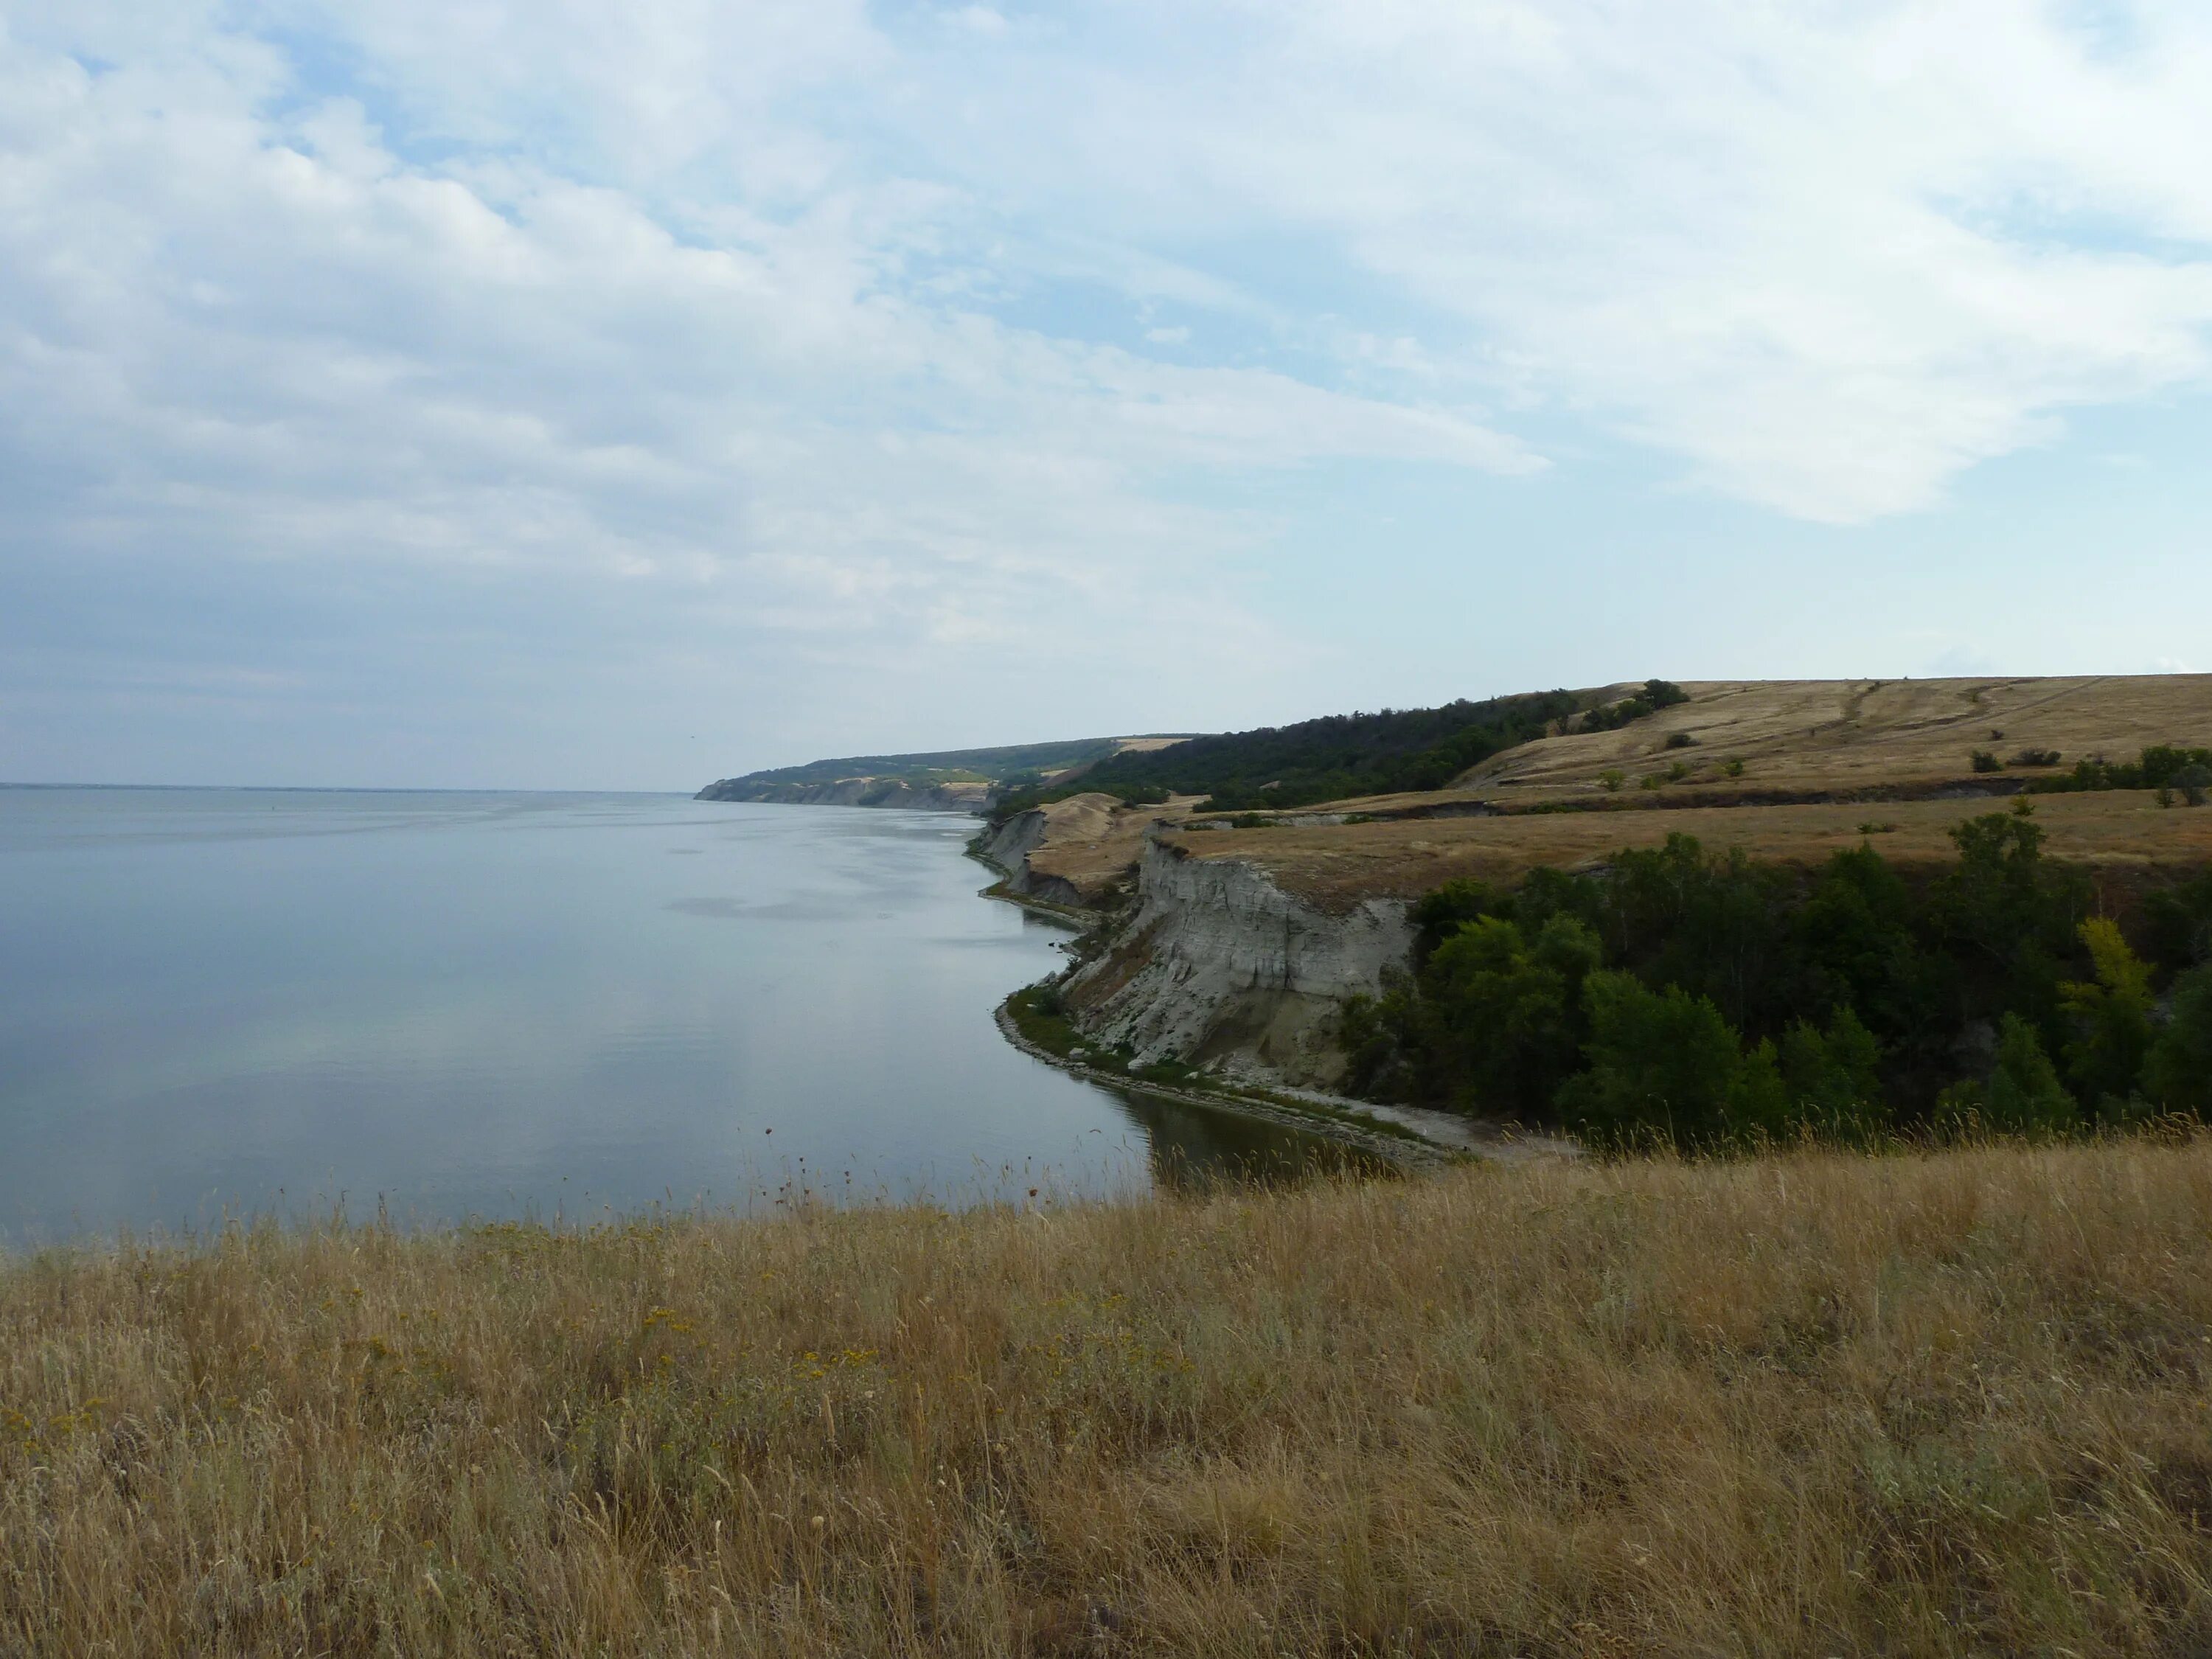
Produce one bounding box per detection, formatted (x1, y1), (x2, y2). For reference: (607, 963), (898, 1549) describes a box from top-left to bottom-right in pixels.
(990, 998), (1450, 1169)
(968, 822), (1573, 1167)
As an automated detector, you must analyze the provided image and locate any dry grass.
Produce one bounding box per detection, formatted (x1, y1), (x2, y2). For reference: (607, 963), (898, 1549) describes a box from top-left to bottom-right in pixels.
(9, 1142), (2212, 1655)
(1178, 788), (2212, 908)
(1464, 674), (2212, 801)
(1020, 793), (1208, 905)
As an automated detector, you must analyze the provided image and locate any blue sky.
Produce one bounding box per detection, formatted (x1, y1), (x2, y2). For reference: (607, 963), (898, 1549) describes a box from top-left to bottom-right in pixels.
(4, 1), (2210, 789)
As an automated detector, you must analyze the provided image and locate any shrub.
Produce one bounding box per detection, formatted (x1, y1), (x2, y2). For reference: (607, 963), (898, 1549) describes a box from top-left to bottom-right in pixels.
(2175, 763), (2212, 807)
(1722, 757), (1745, 778)
(1599, 769), (1624, 793)
(1579, 679), (1691, 734)
(1971, 750), (2004, 773)
(1640, 774), (1662, 790)
(2011, 748), (2062, 768)
(1663, 731), (1697, 751)
(1665, 759), (1691, 782)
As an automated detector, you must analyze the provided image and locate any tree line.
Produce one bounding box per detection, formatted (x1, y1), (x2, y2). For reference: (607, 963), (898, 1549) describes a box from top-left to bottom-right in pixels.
(990, 682), (1688, 821)
(1342, 802), (2212, 1147)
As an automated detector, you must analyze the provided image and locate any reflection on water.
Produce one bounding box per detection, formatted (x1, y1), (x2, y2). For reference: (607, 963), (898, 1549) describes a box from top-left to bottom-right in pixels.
(0, 787), (1357, 1241)
(1110, 1090), (1389, 1192)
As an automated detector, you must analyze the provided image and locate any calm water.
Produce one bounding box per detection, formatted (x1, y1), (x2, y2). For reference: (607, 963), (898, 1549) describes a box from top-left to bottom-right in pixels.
(0, 788), (1342, 1242)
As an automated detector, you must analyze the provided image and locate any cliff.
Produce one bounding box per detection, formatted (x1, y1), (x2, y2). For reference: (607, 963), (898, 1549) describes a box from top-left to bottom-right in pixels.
(697, 776), (990, 812)
(1059, 838), (1415, 1088)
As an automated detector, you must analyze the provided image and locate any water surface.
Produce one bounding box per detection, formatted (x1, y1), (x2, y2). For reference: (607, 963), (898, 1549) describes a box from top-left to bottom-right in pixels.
(0, 789), (1339, 1241)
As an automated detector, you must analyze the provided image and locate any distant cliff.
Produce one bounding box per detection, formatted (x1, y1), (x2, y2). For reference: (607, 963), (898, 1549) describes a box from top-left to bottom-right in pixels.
(695, 735), (1188, 813)
(696, 776), (992, 812)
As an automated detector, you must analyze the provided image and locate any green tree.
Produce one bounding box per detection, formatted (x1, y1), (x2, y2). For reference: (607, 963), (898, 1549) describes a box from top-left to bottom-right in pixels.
(1777, 1005), (1887, 1138)
(1423, 915), (1600, 1116)
(1795, 844), (1944, 1058)
(2057, 918), (2155, 1114)
(2143, 964), (2212, 1115)
(1934, 804), (2089, 1025)
(1989, 1015), (2079, 1131)
(1559, 972), (1785, 1147)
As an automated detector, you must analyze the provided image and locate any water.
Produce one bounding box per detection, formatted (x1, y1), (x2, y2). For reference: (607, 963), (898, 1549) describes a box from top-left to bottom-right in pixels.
(0, 788), (1349, 1242)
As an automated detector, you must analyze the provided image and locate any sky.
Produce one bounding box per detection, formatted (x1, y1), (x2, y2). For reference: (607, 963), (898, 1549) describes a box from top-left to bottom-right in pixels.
(4, 1), (2211, 790)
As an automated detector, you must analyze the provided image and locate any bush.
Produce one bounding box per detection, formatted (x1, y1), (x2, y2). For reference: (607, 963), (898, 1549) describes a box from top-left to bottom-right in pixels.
(1663, 731), (1697, 751)
(1599, 769), (1624, 793)
(2175, 763), (2212, 807)
(1971, 750), (2004, 773)
(2011, 748), (2062, 768)
(1579, 679), (1691, 734)
(1722, 757), (1745, 778)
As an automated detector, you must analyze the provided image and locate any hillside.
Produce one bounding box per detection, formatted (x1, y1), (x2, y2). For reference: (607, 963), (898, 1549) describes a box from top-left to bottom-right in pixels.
(981, 674), (2212, 1126)
(10, 1142), (2212, 1655)
(1379, 673), (2212, 810)
(696, 735), (1188, 810)
(998, 688), (1595, 814)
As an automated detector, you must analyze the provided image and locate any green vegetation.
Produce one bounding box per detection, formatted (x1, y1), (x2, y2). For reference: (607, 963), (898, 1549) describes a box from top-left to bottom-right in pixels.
(1343, 802), (2212, 1148)
(2022, 742), (2212, 797)
(1575, 677), (1691, 732)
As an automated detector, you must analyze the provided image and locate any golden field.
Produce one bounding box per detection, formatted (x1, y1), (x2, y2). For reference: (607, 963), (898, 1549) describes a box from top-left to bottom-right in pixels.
(8, 1138), (2212, 1655)
(1178, 787), (2212, 908)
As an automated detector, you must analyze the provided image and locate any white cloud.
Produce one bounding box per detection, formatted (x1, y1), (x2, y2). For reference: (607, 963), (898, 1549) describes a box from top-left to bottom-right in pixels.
(910, 0), (2212, 521)
(7, 0), (2212, 785)
(0, 7), (1532, 669)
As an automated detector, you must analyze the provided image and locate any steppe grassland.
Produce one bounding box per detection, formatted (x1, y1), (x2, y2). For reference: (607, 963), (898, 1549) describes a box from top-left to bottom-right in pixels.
(1194, 787), (2212, 906)
(7, 1141), (2212, 1655)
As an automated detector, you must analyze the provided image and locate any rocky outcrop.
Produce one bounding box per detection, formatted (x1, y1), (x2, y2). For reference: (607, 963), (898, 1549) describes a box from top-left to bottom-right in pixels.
(696, 777), (990, 812)
(1060, 839), (1415, 1088)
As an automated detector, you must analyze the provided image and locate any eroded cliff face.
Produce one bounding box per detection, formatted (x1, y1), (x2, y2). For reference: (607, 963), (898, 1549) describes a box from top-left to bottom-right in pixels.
(1061, 839), (1414, 1087)
(695, 778), (990, 812)
(974, 807), (1089, 908)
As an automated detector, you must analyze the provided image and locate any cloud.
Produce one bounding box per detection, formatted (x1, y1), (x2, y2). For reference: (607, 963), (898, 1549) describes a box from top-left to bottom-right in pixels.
(904, 0), (2212, 521)
(7, 1), (2212, 785)
(0, 7), (1533, 659)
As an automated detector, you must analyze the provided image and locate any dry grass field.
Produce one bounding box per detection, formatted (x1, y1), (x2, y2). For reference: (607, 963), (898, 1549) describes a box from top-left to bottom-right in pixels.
(1178, 787), (2212, 910)
(1468, 674), (2212, 801)
(1016, 793), (1208, 906)
(9, 1140), (2212, 1655)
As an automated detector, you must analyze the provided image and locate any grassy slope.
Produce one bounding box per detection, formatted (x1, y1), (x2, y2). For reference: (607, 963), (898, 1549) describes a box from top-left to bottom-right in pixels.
(10, 1141), (2212, 1654)
(1456, 673), (2212, 802)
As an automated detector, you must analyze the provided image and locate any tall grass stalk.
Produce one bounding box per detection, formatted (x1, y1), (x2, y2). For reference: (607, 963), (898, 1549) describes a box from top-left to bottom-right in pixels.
(7, 1141), (2212, 1653)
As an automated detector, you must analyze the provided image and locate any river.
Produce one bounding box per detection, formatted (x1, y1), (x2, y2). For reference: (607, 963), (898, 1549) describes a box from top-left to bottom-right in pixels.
(0, 788), (1346, 1242)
